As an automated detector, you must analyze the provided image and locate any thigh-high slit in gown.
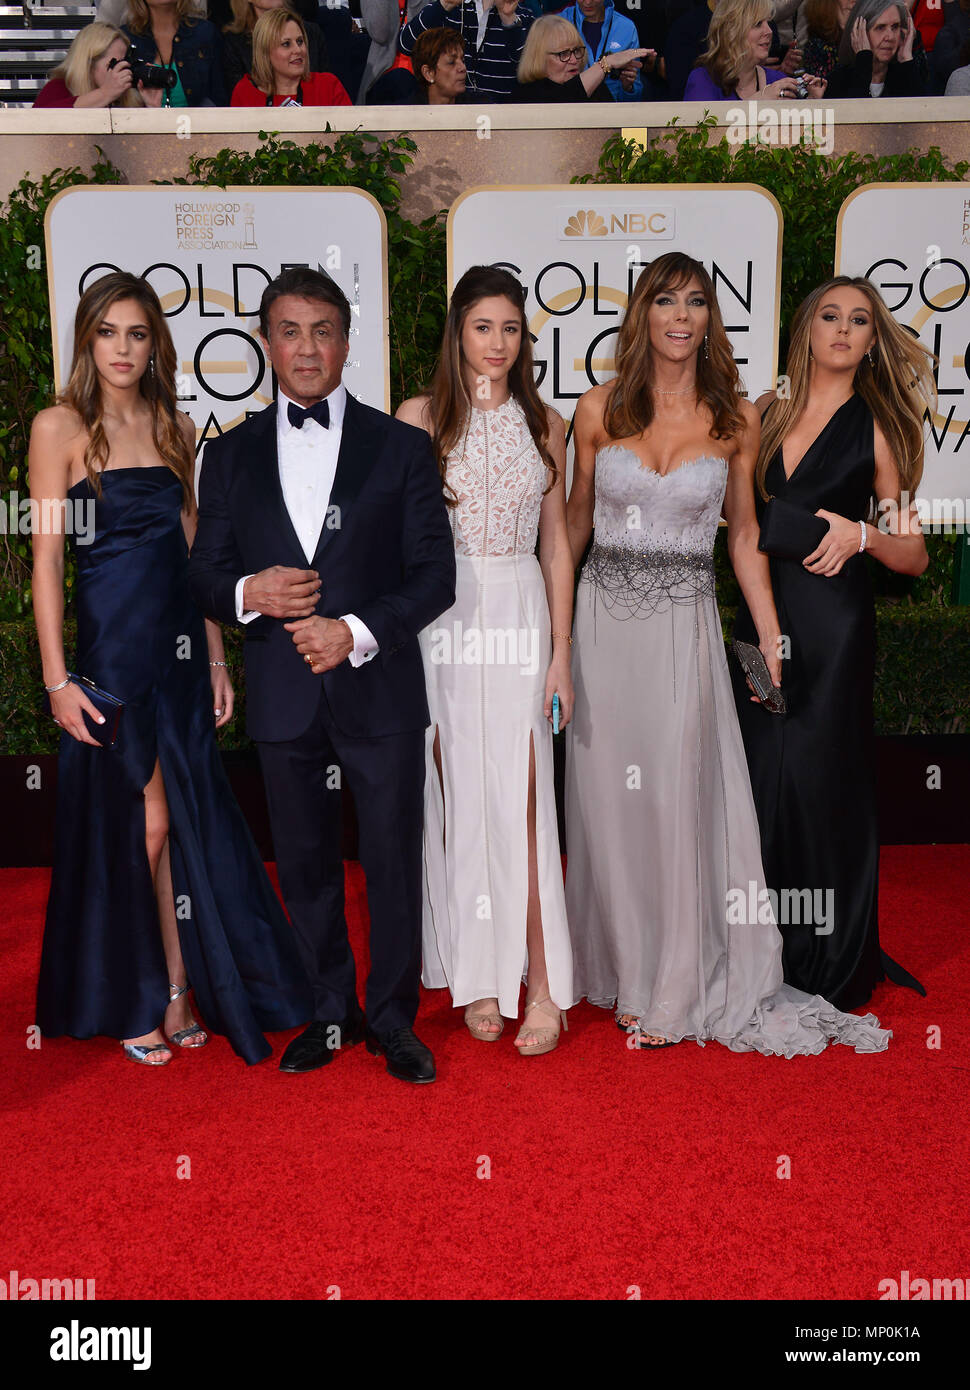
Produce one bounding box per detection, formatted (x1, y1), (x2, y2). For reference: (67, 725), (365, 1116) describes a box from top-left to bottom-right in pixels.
(36, 467), (312, 1063)
(418, 399), (572, 1017)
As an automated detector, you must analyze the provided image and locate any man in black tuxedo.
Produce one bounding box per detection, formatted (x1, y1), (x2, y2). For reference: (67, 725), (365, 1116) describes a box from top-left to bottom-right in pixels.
(189, 267), (455, 1084)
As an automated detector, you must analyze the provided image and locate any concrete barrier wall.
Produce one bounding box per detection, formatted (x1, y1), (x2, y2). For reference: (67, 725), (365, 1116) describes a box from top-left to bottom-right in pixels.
(2, 100), (969, 217)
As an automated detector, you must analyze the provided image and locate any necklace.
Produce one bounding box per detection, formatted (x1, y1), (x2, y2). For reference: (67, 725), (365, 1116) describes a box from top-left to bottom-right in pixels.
(655, 385), (696, 396)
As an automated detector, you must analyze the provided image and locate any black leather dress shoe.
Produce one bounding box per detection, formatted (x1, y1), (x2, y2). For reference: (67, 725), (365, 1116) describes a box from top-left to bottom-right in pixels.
(279, 1014), (365, 1073)
(365, 1026), (436, 1084)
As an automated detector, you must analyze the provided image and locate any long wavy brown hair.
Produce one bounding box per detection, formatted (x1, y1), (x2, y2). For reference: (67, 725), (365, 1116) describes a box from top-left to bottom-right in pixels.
(606, 252), (745, 443)
(428, 265), (557, 504)
(757, 276), (936, 500)
(125, 0), (193, 34)
(60, 271), (194, 508)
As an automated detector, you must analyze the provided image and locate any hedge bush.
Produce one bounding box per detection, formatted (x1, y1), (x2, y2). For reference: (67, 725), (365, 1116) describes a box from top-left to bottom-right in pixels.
(0, 124), (967, 752)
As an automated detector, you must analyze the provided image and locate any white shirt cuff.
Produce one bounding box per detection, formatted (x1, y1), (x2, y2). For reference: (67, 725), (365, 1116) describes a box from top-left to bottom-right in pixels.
(340, 613), (378, 667)
(235, 574), (260, 624)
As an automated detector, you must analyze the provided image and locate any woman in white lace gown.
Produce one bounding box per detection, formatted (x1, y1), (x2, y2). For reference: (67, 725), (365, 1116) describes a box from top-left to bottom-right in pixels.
(397, 266), (575, 1055)
(564, 252), (890, 1055)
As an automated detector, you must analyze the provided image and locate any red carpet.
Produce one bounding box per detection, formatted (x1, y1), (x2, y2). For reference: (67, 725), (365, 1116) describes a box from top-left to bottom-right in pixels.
(1, 846), (966, 1302)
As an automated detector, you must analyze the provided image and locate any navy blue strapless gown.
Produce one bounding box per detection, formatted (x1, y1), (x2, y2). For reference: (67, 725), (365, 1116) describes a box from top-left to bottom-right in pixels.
(36, 467), (312, 1063)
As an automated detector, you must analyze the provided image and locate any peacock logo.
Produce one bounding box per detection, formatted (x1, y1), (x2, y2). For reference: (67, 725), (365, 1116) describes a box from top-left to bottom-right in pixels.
(564, 210), (608, 238)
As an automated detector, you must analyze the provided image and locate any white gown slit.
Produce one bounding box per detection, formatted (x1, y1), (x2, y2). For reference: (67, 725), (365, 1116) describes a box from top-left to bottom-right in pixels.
(419, 399), (572, 1017)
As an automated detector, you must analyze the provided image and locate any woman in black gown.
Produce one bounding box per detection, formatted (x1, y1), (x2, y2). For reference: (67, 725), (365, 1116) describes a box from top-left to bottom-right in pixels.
(31, 272), (311, 1065)
(732, 276), (935, 1011)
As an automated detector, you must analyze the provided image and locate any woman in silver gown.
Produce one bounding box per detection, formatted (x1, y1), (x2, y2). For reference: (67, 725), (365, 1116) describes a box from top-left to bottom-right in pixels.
(563, 251), (890, 1055)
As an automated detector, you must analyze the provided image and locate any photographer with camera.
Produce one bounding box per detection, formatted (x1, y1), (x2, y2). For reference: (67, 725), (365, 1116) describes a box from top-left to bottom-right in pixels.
(34, 21), (165, 106)
(122, 0), (228, 105)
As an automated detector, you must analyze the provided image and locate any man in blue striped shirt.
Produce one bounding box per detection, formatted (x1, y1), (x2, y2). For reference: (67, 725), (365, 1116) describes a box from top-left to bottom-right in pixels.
(398, 0), (535, 99)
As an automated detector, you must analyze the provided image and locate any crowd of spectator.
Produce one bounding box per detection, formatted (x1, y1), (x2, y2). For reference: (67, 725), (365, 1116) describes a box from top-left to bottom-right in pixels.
(32, 0), (970, 107)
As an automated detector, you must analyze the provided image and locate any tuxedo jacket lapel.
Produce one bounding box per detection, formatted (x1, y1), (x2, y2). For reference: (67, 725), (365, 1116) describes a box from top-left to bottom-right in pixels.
(311, 392), (381, 567)
(244, 404), (307, 565)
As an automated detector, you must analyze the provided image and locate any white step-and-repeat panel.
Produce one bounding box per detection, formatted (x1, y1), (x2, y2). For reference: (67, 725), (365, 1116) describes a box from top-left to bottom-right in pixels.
(449, 183), (784, 466)
(45, 185), (390, 456)
(838, 183), (970, 522)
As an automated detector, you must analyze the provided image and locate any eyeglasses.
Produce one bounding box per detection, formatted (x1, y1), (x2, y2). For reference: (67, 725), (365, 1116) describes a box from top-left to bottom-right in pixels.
(550, 47), (586, 62)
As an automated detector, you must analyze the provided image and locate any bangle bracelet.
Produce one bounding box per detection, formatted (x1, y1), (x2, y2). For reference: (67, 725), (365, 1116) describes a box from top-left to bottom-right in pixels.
(45, 676), (71, 693)
(209, 660), (228, 667)
(858, 521), (867, 553)
(551, 632), (573, 645)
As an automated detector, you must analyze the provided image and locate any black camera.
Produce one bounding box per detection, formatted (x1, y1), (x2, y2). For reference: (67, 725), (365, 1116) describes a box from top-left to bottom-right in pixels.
(108, 48), (178, 92)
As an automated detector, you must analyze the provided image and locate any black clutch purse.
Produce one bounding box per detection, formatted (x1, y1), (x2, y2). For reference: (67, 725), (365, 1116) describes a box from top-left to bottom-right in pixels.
(44, 674), (124, 747)
(758, 497), (829, 562)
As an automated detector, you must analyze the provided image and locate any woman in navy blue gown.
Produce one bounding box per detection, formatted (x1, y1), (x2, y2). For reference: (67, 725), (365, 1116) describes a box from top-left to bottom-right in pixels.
(31, 271), (311, 1065)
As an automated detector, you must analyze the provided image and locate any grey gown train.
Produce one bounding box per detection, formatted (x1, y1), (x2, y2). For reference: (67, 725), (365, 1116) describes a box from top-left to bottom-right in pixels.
(564, 448), (890, 1055)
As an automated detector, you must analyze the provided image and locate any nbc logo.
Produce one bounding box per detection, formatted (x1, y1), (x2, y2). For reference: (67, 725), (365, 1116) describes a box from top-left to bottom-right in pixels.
(559, 207), (675, 241)
(564, 210), (607, 237)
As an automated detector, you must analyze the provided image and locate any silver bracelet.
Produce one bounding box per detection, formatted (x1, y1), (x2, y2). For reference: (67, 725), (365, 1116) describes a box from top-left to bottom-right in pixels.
(209, 660), (228, 667)
(858, 521), (867, 553)
(44, 676), (71, 693)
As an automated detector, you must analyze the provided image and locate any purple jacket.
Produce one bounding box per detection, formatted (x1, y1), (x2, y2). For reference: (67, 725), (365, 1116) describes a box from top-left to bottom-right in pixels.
(684, 65), (787, 100)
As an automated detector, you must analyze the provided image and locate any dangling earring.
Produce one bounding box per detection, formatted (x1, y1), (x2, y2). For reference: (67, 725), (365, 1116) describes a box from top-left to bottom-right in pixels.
(867, 346), (875, 366)
(702, 336), (709, 359)
(148, 355), (156, 380)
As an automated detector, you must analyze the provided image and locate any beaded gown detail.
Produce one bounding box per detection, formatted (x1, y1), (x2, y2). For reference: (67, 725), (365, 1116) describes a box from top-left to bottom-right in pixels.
(565, 448), (890, 1054)
(35, 467), (311, 1063)
(419, 399), (572, 1016)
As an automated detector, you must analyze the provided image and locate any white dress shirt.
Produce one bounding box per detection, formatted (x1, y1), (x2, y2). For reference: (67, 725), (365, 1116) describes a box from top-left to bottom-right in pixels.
(234, 384), (378, 668)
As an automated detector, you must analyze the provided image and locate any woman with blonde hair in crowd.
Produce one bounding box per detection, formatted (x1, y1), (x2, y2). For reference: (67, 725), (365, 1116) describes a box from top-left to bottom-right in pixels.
(122, 0), (227, 105)
(33, 21), (162, 107)
(221, 0), (329, 97)
(732, 275), (934, 1010)
(509, 13), (647, 101)
(684, 0), (826, 97)
(230, 8), (351, 104)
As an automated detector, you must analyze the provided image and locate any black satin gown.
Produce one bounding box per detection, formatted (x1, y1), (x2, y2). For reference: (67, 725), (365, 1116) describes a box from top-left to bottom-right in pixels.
(36, 466), (312, 1062)
(731, 394), (924, 1012)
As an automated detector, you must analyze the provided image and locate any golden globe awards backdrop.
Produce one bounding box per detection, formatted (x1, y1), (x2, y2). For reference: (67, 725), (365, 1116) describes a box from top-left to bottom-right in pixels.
(448, 184), (783, 453)
(836, 183), (970, 520)
(44, 186), (390, 451)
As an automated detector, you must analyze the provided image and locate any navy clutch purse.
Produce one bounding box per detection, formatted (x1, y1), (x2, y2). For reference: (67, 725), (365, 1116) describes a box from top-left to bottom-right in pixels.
(758, 497), (829, 562)
(44, 674), (124, 747)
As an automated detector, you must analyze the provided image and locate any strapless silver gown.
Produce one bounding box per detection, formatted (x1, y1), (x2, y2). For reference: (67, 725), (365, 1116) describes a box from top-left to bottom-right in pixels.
(564, 449), (889, 1055)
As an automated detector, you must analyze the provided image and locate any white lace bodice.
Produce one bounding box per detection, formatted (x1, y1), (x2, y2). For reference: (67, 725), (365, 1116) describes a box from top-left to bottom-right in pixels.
(445, 397), (547, 557)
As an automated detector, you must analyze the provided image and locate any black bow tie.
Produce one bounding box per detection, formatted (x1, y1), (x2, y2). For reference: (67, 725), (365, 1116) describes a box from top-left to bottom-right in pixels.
(287, 399), (330, 430)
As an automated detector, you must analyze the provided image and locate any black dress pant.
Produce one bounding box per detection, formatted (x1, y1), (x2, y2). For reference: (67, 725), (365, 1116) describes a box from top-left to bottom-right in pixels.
(257, 684), (426, 1036)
